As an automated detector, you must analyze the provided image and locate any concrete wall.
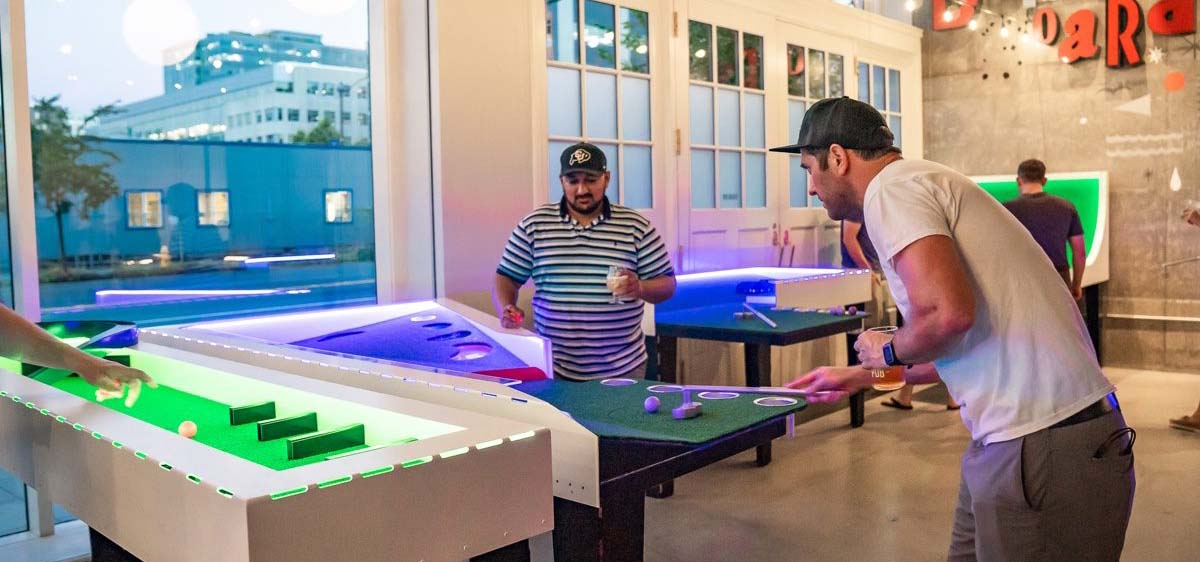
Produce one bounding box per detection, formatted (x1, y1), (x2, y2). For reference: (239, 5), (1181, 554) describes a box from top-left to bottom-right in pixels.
(918, 0), (1200, 371)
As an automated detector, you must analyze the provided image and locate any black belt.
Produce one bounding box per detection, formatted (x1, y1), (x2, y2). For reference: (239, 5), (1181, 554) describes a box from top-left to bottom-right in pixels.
(1051, 396), (1116, 429)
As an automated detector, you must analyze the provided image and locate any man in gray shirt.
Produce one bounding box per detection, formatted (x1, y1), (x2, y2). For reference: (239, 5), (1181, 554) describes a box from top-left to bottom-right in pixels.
(1002, 159), (1086, 301)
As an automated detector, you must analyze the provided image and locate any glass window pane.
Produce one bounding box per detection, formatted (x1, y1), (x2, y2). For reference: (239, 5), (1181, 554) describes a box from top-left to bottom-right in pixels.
(717, 89), (740, 147)
(548, 66), (582, 136)
(594, 142), (618, 203)
(618, 7), (649, 73)
(888, 68), (901, 112)
(746, 152), (765, 208)
(788, 99), (807, 142)
(623, 145), (652, 208)
(325, 190), (353, 223)
(0, 471), (28, 537)
(857, 61), (870, 102)
(691, 149), (715, 208)
(872, 65), (886, 110)
(0, 68), (10, 307)
(548, 140), (573, 202)
(789, 156), (808, 208)
(716, 27), (738, 86)
(889, 115), (902, 150)
(28, 0), (378, 323)
(828, 54), (844, 97)
(807, 49), (826, 99)
(585, 72), (617, 139)
(689, 85), (714, 145)
(744, 93), (764, 148)
(787, 44), (805, 97)
(546, 0), (579, 63)
(688, 21), (712, 81)
(742, 33), (763, 90)
(584, 1), (616, 68)
(718, 151), (741, 208)
(621, 77), (651, 141)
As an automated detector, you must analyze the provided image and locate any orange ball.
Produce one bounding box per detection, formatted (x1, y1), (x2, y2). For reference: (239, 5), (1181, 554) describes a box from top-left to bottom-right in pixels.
(177, 421), (197, 439)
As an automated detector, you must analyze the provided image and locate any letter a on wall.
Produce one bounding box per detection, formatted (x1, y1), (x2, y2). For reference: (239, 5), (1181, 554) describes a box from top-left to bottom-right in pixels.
(1060, 10), (1102, 63)
(933, 0), (978, 30)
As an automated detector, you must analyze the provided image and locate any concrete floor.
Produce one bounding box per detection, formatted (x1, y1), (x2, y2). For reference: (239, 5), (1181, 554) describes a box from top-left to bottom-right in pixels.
(643, 368), (1200, 562)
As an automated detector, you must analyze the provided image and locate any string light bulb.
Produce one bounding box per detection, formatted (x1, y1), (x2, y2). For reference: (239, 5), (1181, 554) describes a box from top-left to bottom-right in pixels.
(942, 9), (954, 22)
(999, 26), (1010, 38)
(968, 18), (979, 31)
(904, 0), (918, 12)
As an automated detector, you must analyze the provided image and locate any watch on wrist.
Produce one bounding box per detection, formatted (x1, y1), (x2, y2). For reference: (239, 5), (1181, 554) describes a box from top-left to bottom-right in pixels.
(882, 340), (903, 367)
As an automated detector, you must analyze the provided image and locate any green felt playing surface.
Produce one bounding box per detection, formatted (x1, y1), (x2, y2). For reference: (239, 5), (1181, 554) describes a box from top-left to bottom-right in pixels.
(517, 379), (806, 443)
(656, 305), (861, 337)
(49, 375), (370, 471)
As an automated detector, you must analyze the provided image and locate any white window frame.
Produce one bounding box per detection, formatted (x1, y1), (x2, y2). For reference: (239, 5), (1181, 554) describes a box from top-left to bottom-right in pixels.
(125, 191), (163, 229)
(545, 0), (654, 208)
(686, 19), (768, 210)
(196, 190), (230, 226)
(856, 60), (903, 151)
(784, 43), (847, 209)
(325, 189), (353, 224)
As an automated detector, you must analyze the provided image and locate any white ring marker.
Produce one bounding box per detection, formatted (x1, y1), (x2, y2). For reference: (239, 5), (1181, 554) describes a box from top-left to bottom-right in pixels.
(754, 396), (798, 407)
(600, 378), (637, 387)
(698, 391), (739, 400)
(410, 314), (437, 322)
(646, 384), (684, 393)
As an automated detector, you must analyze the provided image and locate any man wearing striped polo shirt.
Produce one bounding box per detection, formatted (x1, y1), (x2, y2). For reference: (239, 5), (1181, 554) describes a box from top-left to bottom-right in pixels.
(493, 143), (676, 380)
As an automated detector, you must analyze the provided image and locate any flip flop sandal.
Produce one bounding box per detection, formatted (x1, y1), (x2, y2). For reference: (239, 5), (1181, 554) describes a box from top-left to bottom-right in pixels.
(1169, 417), (1200, 433)
(882, 397), (913, 410)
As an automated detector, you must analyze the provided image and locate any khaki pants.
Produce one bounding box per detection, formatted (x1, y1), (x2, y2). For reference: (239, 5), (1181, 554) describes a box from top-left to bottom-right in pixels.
(947, 408), (1135, 562)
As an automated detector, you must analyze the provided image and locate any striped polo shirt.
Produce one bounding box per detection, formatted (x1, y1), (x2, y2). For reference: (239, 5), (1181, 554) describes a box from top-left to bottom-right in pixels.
(497, 197), (674, 380)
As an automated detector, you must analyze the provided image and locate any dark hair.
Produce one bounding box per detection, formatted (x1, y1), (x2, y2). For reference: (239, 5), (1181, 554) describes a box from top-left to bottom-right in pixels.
(1017, 159), (1047, 183)
(803, 145), (902, 171)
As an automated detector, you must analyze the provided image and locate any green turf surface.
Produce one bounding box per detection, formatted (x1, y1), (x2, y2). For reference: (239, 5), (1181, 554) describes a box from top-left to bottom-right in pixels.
(656, 305), (858, 337)
(517, 379), (805, 443)
(49, 376), (370, 471)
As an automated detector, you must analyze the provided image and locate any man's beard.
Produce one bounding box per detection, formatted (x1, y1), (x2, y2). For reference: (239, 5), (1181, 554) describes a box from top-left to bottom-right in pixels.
(569, 197), (602, 215)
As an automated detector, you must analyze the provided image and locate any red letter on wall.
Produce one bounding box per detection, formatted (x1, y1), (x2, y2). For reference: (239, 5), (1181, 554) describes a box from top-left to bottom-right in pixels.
(1107, 0), (1144, 67)
(932, 0), (978, 30)
(1060, 10), (1101, 63)
(1148, 0), (1195, 35)
(1034, 7), (1060, 44)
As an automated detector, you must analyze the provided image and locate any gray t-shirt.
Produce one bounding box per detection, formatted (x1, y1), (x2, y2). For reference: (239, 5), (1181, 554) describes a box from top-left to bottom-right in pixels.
(1002, 193), (1084, 271)
(864, 159), (1113, 445)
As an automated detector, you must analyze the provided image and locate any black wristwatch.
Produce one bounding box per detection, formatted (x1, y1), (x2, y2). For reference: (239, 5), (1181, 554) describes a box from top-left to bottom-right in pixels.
(882, 340), (904, 367)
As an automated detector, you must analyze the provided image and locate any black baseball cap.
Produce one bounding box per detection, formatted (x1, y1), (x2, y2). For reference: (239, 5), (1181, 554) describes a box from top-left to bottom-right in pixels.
(560, 142), (608, 176)
(769, 97), (894, 154)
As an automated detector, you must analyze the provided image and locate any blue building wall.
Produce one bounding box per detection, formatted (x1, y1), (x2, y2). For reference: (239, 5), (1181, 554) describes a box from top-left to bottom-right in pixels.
(34, 138), (374, 262)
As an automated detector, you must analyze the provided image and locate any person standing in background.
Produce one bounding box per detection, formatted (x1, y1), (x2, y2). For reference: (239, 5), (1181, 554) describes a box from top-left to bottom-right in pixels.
(1003, 159), (1087, 302)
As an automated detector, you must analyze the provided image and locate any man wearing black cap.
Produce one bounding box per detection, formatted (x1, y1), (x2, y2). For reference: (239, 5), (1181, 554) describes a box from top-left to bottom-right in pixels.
(780, 97), (1134, 561)
(493, 142), (675, 380)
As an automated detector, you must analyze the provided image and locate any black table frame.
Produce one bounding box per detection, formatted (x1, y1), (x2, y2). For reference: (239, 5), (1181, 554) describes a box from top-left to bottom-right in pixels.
(550, 414), (792, 561)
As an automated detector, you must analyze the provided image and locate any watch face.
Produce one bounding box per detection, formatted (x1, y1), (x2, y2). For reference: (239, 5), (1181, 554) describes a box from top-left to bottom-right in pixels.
(882, 342), (895, 366)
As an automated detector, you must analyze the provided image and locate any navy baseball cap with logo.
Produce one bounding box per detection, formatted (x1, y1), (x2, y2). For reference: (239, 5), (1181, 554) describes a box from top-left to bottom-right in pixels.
(769, 96), (894, 154)
(560, 142), (608, 176)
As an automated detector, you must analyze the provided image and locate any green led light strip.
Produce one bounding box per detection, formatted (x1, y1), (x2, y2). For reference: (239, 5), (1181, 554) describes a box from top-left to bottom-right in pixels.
(439, 447), (469, 459)
(91, 432), (104, 440)
(317, 476), (353, 489)
(187, 474), (202, 485)
(217, 488), (236, 498)
(112, 441), (124, 449)
(475, 439), (503, 450)
(401, 456), (432, 469)
(360, 465), (395, 478)
(135, 451), (148, 460)
(160, 463), (173, 471)
(270, 486), (309, 500)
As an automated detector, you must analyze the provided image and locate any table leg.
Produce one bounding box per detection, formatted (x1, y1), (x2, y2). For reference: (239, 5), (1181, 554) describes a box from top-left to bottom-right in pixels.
(600, 488), (646, 562)
(744, 343), (773, 466)
(552, 497), (601, 562)
(850, 390), (865, 428)
(648, 335), (677, 498)
(846, 329), (866, 428)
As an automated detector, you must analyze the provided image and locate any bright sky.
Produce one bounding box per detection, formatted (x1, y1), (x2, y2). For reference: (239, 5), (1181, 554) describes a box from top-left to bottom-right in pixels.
(25, 0), (369, 119)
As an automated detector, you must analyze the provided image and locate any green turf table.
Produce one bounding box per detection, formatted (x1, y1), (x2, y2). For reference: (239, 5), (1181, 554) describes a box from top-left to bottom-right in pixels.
(517, 378), (806, 561)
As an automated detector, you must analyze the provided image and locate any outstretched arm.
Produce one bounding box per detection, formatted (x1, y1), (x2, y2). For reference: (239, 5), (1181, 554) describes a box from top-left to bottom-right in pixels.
(0, 306), (153, 391)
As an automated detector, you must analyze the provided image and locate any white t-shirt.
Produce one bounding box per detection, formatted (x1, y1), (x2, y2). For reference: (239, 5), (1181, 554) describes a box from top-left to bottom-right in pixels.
(864, 159), (1114, 445)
